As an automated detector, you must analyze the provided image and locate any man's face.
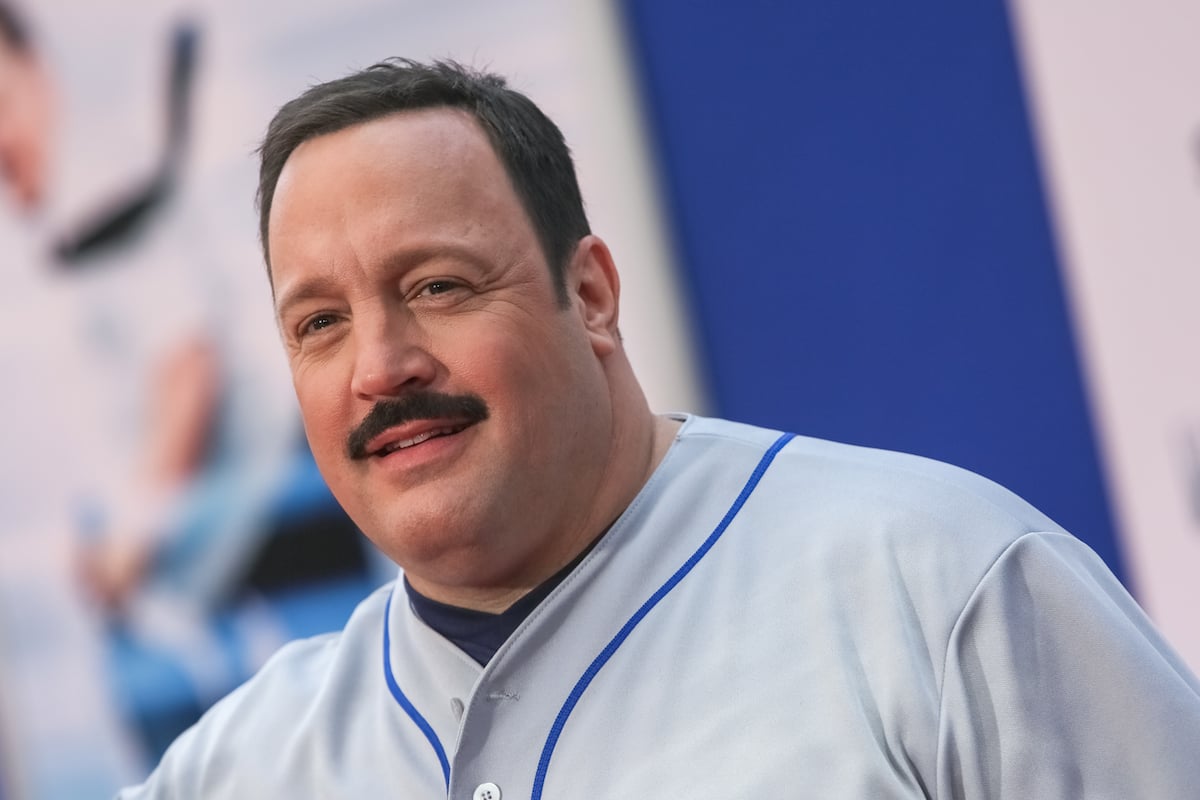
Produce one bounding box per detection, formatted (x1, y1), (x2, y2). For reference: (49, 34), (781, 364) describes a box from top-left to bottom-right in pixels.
(0, 41), (52, 211)
(268, 110), (620, 598)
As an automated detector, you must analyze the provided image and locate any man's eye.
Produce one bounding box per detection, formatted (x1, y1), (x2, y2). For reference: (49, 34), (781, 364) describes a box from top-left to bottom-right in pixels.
(419, 280), (460, 296)
(302, 314), (338, 335)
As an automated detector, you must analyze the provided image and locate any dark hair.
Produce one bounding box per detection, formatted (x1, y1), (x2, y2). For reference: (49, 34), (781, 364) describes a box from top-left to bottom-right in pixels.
(0, 2), (31, 52)
(257, 58), (590, 301)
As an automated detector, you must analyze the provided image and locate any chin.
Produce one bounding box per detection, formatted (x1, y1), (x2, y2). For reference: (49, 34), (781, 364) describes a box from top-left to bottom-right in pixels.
(366, 494), (490, 569)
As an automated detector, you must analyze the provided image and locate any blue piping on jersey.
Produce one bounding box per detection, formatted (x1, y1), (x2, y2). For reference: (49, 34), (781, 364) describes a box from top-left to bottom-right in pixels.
(530, 431), (796, 799)
(383, 587), (452, 789)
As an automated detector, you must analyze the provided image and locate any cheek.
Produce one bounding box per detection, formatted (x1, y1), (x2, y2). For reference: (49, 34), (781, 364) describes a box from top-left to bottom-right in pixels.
(468, 322), (603, 441)
(445, 332), (565, 418)
(294, 372), (350, 458)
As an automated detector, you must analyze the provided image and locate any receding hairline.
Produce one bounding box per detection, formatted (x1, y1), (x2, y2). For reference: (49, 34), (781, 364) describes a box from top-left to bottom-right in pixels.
(264, 107), (524, 277)
(279, 105), (485, 174)
(261, 103), (518, 275)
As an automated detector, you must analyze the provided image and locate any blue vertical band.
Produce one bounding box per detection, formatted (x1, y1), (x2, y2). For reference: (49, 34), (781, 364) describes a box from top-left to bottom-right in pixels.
(382, 588), (451, 789)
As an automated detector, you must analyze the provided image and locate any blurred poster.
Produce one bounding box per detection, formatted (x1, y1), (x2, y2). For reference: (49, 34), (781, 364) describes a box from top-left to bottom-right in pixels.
(0, 1), (697, 797)
(1009, 0), (1200, 671)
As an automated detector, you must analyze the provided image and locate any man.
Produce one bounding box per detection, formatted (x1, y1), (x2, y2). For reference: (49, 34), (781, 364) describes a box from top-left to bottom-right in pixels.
(121, 59), (1200, 798)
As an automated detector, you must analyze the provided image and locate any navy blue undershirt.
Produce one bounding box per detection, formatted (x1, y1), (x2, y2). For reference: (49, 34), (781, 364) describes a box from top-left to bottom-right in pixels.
(404, 538), (600, 666)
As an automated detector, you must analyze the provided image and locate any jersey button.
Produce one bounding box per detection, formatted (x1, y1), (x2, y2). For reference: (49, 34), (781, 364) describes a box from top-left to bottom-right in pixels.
(473, 782), (501, 800)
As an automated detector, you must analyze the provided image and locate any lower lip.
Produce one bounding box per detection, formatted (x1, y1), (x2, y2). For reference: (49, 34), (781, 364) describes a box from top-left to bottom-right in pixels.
(368, 425), (476, 478)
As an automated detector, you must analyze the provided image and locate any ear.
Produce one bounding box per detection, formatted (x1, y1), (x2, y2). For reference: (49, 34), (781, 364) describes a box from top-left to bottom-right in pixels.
(566, 235), (621, 358)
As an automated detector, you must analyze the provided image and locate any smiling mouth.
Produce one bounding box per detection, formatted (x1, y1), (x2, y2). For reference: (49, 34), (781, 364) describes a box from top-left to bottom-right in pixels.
(374, 422), (473, 457)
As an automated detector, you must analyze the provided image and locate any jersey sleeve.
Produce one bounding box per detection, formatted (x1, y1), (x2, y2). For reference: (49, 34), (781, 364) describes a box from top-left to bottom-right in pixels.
(111, 632), (343, 800)
(935, 531), (1200, 798)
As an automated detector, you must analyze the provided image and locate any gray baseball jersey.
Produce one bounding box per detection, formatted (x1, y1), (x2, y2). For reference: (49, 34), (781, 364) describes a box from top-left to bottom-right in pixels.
(119, 415), (1200, 798)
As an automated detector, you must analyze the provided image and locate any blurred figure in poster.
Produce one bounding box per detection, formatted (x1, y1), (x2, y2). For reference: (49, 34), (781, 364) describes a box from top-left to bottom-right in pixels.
(0, 0), (379, 782)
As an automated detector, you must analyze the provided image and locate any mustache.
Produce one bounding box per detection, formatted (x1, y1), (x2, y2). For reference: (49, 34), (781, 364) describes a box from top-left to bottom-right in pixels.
(346, 391), (490, 460)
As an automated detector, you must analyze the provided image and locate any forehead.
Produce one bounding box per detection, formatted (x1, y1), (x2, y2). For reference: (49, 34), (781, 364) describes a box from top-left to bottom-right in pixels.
(271, 107), (507, 218)
(267, 108), (534, 289)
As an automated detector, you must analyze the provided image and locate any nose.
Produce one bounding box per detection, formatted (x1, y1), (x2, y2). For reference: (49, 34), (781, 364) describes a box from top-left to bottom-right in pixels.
(349, 309), (440, 399)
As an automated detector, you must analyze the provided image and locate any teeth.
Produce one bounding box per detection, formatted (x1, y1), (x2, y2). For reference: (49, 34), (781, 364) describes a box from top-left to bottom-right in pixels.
(378, 425), (464, 456)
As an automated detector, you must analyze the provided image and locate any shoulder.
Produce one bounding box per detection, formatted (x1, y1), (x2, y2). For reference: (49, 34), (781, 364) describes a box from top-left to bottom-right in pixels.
(119, 583), (395, 799)
(677, 415), (1072, 621)
(781, 430), (1062, 537)
(682, 414), (1062, 538)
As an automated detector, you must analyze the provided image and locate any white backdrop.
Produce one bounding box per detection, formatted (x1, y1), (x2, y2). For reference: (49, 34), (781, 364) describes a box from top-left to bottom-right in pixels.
(1009, 0), (1200, 672)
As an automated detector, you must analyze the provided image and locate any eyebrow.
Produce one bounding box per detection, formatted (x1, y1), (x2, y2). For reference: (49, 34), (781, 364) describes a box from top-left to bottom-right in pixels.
(273, 274), (345, 321)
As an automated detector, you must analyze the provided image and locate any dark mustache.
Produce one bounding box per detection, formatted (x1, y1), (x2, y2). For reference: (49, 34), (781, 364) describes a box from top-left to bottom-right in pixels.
(346, 391), (490, 459)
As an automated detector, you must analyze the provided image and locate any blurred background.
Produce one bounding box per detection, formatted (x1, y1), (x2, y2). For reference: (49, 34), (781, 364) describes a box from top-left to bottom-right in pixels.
(0, 0), (1195, 797)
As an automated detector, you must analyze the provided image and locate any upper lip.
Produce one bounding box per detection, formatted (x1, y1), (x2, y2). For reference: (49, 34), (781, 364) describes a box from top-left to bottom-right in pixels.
(363, 418), (476, 457)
